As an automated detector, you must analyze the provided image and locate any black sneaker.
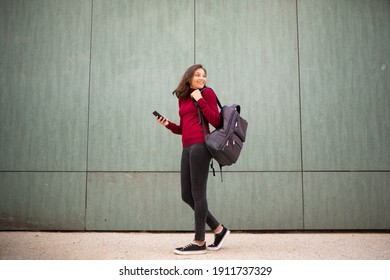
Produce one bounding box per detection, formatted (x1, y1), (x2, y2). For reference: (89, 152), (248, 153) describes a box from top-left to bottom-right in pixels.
(174, 242), (207, 255)
(208, 226), (230, 251)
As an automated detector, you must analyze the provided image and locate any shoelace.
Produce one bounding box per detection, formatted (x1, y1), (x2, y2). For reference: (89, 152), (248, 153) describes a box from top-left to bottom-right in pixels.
(182, 242), (205, 250)
(183, 243), (196, 250)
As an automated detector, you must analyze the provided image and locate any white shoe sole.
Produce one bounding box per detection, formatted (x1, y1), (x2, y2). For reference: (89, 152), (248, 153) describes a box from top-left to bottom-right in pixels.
(207, 230), (230, 251)
(174, 249), (207, 255)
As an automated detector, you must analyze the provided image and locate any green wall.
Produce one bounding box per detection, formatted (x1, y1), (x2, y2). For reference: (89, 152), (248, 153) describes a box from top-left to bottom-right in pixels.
(1, 0), (389, 231)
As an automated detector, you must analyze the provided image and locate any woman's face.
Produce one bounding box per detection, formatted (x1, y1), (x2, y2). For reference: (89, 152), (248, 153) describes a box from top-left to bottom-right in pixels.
(190, 68), (207, 89)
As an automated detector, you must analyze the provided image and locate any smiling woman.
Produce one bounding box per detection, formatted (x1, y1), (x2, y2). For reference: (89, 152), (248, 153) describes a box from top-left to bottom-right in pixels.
(190, 67), (207, 90)
(154, 64), (230, 255)
(172, 64), (207, 99)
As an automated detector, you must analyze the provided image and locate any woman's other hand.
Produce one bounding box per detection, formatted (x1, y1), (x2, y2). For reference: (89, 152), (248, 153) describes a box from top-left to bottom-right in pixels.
(190, 89), (202, 101)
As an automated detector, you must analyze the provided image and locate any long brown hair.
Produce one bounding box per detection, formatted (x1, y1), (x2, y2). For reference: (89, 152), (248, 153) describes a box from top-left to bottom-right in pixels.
(172, 64), (206, 99)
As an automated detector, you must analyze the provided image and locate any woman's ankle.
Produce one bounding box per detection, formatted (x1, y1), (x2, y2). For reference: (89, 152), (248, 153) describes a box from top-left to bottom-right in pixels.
(214, 225), (223, 235)
(194, 240), (205, 246)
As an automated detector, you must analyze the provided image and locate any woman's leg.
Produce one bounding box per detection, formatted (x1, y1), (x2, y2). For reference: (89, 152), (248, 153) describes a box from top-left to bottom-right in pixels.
(180, 143), (220, 242)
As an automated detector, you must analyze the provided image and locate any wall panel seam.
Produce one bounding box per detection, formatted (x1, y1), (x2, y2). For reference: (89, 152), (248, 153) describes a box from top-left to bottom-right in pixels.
(85, 0), (94, 231)
(295, 0), (305, 230)
(194, 0), (196, 64)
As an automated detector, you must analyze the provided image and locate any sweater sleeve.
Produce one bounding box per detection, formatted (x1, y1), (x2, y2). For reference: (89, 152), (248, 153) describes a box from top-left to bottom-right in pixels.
(197, 88), (221, 128)
(165, 120), (182, 135)
(165, 98), (182, 135)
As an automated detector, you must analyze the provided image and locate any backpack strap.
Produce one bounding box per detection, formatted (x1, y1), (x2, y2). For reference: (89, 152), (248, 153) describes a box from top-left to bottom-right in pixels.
(195, 87), (221, 127)
(194, 87), (224, 182)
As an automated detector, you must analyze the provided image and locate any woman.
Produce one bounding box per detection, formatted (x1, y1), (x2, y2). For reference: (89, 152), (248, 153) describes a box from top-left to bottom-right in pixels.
(156, 64), (230, 255)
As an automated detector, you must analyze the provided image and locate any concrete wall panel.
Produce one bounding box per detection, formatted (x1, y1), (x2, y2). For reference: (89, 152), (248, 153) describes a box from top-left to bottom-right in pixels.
(196, 0), (301, 171)
(0, 0), (91, 171)
(304, 172), (390, 229)
(208, 172), (303, 230)
(87, 0), (194, 171)
(86, 172), (192, 230)
(298, 0), (390, 170)
(0, 172), (86, 230)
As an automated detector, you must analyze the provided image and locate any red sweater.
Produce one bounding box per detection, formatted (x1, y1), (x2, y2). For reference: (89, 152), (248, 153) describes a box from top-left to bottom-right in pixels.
(166, 87), (221, 147)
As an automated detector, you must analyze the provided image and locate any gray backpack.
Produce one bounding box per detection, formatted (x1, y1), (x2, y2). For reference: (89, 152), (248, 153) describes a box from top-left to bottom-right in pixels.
(195, 88), (248, 180)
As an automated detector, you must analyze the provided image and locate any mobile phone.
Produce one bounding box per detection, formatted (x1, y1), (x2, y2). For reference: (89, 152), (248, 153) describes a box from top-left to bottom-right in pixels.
(153, 111), (163, 119)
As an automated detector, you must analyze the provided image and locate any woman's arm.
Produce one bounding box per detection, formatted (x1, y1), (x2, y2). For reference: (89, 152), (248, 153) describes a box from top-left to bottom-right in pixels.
(165, 120), (182, 135)
(155, 115), (182, 135)
(196, 88), (221, 128)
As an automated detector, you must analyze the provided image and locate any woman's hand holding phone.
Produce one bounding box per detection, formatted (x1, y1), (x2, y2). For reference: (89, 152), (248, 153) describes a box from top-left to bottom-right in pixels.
(153, 111), (169, 126)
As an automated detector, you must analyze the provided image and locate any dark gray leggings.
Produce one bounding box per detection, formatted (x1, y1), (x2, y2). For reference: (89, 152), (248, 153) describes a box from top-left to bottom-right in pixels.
(181, 143), (220, 241)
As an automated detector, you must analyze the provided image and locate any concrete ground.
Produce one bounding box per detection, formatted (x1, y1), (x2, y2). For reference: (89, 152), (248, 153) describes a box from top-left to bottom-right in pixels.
(0, 231), (389, 260)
